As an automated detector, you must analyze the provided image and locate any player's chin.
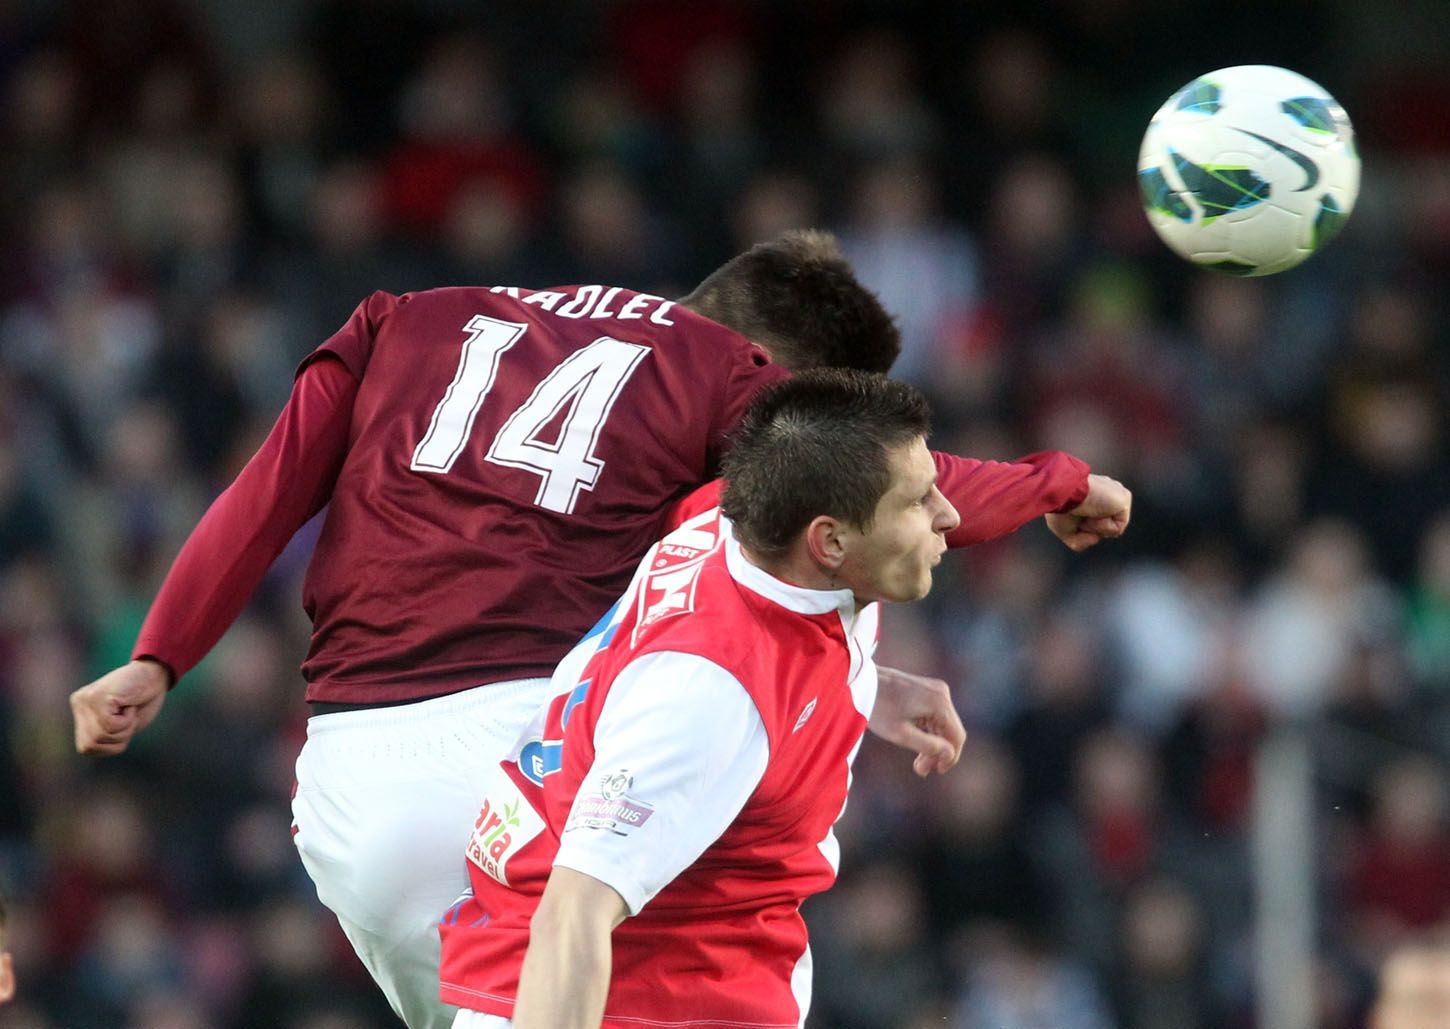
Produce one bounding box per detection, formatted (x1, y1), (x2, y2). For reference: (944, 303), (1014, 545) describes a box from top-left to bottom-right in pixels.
(905, 570), (937, 602)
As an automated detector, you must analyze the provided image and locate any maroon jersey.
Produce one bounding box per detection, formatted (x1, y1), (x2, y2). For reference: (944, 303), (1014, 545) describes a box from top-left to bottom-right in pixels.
(299, 286), (785, 701)
(137, 285), (784, 703)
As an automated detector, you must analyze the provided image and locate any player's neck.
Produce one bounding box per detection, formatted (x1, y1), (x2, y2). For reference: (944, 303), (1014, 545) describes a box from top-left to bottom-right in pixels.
(740, 545), (839, 594)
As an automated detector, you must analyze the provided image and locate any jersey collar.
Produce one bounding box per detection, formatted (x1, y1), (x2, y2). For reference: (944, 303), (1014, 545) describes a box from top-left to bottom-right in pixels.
(722, 521), (859, 625)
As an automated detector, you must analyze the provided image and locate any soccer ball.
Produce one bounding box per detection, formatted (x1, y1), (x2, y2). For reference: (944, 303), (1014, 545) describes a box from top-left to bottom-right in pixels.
(1138, 65), (1360, 276)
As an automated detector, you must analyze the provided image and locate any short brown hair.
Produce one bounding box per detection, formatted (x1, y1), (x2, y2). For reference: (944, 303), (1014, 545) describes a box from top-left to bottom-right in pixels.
(680, 230), (900, 373)
(720, 369), (930, 558)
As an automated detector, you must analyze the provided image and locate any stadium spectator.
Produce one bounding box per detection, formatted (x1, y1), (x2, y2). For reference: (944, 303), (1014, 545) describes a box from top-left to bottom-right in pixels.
(1372, 936), (1450, 1029)
(838, 156), (981, 386)
(1243, 518), (1400, 717)
(1406, 513), (1450, 693)
(1111, 877), (1217, 1029)
(0, 879), (14, 1005)
(952, 929), (1115, 1029)
(807, 861), (943, 1028)
(1347, 757), (1450, 955)
(911, 735), (1052, 948)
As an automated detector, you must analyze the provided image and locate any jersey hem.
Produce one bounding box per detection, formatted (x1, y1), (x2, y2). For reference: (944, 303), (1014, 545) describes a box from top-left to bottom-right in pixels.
(302, 665), (557, 704)
(439, 983), (797, 1028)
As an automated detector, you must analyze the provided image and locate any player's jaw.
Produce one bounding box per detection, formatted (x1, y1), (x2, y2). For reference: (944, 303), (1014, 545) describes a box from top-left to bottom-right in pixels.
(843, 440), (959, 605)
(896, 527), (951, 602)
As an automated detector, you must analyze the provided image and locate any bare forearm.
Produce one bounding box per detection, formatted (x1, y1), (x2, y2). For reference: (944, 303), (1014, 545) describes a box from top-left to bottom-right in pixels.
(513, 869), (626, 1029)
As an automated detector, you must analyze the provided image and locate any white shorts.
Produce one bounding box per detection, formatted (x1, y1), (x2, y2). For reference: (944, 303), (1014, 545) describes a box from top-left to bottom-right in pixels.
(292, 678), (550, 1029)
(452, 1011), (511, 1028)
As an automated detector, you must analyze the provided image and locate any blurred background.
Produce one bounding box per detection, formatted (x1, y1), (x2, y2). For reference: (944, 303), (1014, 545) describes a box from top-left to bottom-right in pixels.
(1, 0), (1448, 1026)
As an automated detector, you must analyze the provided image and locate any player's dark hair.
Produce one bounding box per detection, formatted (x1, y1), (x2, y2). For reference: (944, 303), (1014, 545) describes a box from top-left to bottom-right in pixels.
(679, 230), (901, 373)
(721, 369), (929, 558)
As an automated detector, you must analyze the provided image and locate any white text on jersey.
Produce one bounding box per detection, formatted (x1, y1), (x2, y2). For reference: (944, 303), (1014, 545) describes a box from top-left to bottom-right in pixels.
(489, 285), (676, 325)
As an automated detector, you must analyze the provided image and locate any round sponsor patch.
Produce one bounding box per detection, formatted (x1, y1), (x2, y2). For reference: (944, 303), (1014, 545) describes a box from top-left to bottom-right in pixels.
(600, 769), (633, 800)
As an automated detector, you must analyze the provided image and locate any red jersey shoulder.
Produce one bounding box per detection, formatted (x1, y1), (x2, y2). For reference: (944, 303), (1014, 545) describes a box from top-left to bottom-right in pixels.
(629, 506), (726, 644)
(620, 533), (848, 744)
(663, 480), (724, 534)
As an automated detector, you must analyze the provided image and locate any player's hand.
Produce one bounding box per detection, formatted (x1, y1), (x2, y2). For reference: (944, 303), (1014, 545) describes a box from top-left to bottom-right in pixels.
(869, 666), (966, 778)
(70, 659), (170, 756)
(1045, 474), (1132, 552)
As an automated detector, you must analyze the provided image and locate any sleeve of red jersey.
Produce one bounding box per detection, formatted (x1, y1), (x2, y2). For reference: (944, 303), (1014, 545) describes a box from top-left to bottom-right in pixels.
(296, 290), (399, 380)
(934, 449), (1091, 549)
(704, 345), (789, 472)
(131, 357), (358, 684)
(552, 652), (769, 916)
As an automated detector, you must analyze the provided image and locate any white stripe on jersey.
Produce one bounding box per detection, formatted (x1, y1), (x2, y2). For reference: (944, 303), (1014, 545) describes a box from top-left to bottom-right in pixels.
(790, 943), (814, 1028)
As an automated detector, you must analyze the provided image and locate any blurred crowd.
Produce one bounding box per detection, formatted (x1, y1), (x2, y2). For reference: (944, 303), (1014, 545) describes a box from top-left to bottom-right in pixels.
(1, 0), (1449, 1026)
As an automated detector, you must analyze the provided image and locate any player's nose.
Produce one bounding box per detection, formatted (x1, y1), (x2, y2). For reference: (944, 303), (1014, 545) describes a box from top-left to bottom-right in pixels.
(932, 488), (960, 533)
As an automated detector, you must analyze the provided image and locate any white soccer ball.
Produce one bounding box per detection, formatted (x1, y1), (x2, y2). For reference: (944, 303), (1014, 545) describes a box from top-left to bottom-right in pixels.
(1138, 64), (1360, 276)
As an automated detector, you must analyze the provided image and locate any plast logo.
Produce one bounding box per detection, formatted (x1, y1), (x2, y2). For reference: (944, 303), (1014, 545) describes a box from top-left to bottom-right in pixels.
(633, 562), (704, 645)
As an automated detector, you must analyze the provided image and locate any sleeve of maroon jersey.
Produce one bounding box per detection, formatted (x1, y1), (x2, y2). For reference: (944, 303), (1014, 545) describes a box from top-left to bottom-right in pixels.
(296, 290), (401, 380)
(131, 357), (358, 683)
(666, 452), (1087, 551)
(934, 449), (1091, 549)
(704, 345), (788, 472)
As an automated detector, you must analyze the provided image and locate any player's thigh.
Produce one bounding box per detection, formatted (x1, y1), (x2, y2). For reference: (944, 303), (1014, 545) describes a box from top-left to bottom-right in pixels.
(294, 769), (476, 936)
(292, 688), (540, 935)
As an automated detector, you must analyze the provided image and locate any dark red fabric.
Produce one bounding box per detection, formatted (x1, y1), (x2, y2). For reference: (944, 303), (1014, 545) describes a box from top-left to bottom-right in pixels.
(138, 286), (784, 702)
(663, 451), (1091, 546)
(1349, 834), (1450, 929)
(936, 449), (1090, 548)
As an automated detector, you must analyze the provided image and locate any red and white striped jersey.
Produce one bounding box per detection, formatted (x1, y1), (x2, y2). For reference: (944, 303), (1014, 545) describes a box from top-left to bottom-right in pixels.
(439, 504), (879, 1027)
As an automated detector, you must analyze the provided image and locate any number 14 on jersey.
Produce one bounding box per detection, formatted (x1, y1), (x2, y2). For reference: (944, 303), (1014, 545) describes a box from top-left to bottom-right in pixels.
(411, 315), (650, 514)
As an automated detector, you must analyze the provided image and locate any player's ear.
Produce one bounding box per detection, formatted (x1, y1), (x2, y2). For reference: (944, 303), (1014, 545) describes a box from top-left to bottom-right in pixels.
(0, 952), (14, 1004)
(805, 515), (847, 572)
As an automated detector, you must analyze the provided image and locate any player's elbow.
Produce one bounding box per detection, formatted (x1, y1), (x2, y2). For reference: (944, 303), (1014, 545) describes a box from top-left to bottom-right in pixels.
(532, 867), (629, 938)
